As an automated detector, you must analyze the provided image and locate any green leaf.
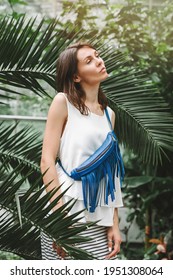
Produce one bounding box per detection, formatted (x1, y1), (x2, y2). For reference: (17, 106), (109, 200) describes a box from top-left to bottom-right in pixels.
(124, 176), (153, 189)
(0, 163), (95, 259)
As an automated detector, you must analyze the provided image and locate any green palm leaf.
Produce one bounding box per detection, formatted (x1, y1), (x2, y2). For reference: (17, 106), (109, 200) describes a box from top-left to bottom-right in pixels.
(0, 161), (95, 259)
(0, 122), (95, 259)
(0, 14), (172, 260)
(101, 50), (173, 166)
(1, 16), (172, 166)
(0, 16), (72, 97)
(0, 123), (41, 185)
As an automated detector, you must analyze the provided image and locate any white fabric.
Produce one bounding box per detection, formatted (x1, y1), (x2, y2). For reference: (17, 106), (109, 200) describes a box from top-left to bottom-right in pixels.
(57, 92), (123, 226)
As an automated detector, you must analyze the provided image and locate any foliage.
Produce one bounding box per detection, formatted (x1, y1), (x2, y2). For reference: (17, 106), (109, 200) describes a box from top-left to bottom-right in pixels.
(55, 0), (173, 112)
(99, 0), (173, 254)
(124, 175), (173, 231)
(0, 15), (172, 166)
(0, 250), (22, 259)
(119, 169), (173, 260)
(0, 123), (95, 259)
(60, 0), (98, 35)
(100, 0), (173, 112)
(0, 122), (42, 191)
(144, 230), (173, 260)
(0, 1), (173, 259)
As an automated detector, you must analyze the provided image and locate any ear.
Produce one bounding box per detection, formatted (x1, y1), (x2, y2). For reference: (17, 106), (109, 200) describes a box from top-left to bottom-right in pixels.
(73, 74), (81, 83)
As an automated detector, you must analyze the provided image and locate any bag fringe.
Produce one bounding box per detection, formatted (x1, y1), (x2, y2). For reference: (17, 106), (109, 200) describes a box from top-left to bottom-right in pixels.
(81, 146), (124, 213)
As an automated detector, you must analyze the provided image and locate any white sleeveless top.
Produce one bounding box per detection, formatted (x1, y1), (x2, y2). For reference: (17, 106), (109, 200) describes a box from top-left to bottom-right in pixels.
(56, 92), (123, 226)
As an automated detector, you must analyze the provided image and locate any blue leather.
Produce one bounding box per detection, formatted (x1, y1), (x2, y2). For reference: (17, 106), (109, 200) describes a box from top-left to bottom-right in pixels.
(70, 131), (116, 180)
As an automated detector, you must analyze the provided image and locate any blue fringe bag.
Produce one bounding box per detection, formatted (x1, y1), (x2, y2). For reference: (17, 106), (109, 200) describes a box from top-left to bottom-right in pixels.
(58, 108), (125, 213)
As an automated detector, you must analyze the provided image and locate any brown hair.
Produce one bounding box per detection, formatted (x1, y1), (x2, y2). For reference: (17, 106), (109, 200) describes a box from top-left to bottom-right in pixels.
(56, 42), (108, 115)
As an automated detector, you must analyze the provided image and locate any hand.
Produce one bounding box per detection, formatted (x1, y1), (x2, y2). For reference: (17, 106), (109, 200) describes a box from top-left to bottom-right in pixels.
(105, 226), (122, 259)
(52, 241), (67, 259)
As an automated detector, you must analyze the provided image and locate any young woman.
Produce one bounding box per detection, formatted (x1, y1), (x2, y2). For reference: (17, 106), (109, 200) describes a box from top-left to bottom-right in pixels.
(40, 42), (124, 260)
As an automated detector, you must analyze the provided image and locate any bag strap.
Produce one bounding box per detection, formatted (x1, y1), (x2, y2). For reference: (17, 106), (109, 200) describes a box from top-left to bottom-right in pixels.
(105, 107), (113, 130)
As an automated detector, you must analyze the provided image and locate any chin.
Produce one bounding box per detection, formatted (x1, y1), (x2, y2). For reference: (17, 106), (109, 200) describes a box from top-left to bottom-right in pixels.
(101, 73), (109, 81)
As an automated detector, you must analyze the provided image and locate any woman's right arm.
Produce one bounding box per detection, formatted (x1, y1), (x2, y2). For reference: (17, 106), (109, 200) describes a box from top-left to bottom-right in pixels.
(40, 93), (67, 211)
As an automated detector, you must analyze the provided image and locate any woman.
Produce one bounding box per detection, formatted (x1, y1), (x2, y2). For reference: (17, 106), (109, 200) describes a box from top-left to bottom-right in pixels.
(40, 42), (124, 260)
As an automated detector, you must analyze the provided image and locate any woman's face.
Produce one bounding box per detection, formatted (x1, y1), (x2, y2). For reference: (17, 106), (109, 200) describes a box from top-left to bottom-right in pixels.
(75, 46), (108, 86)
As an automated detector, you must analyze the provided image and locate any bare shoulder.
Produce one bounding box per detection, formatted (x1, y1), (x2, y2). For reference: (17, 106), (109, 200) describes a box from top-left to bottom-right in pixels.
(52, 92), (67, 108)
(48, 92), (68, 119)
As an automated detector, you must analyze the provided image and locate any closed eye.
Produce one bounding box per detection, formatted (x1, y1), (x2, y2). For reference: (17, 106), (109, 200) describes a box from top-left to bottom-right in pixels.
(86, 58), (92, 64)
(84, 51), (100, 64)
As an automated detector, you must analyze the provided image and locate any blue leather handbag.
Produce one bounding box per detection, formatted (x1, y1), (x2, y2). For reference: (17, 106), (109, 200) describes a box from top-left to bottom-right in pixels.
(71, 131), (116, 180)
(58, 108), (125, 213)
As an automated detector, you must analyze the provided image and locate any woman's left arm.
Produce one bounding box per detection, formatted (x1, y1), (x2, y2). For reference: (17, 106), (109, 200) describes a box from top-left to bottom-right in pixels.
(106, 209), (122, 259)
(105, 109), (122, 259)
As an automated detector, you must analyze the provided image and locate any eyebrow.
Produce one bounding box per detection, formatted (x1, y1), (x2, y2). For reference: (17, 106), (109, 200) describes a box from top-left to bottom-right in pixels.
(83, 50), (98, 62)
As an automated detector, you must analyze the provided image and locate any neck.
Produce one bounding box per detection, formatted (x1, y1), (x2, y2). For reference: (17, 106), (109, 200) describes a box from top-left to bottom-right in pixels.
(82, 83), (100, 105)
(81, 84), (104, 115)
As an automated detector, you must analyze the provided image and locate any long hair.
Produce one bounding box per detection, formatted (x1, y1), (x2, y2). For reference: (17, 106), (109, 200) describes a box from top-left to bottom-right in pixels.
(56, 42), (108, 115)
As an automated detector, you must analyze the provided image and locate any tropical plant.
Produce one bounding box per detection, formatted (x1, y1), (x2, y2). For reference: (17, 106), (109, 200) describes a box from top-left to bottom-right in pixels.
(0, 14), (173, 259)
(96, 0), (173, 250)
(0, 123), (95, 259)
(1, 16), (172, 165)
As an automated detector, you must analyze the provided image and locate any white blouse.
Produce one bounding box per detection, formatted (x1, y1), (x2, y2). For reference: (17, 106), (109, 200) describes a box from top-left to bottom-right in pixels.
(56, 92), (123, 227)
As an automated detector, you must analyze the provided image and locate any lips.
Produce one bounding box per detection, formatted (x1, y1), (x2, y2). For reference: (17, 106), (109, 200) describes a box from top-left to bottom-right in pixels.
(100, 67), (106, 73)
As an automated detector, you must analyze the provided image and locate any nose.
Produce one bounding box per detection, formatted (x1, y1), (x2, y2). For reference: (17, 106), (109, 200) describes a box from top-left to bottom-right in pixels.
(96, 56), (102, 66)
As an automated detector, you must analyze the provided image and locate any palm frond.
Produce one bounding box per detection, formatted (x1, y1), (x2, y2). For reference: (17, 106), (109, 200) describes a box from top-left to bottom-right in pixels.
(0, 122), (41, 185)
(0, 16), (173, 168)
(101, 50), (173, 166)
(0, 14), (173, 260)
(0, 16), (74, 98)
(0, 162), (95, 259)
